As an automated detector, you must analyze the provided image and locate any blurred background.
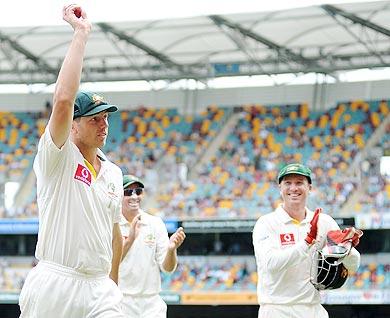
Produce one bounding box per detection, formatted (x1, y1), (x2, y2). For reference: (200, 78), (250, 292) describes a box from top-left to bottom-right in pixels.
(0, 1), (389, 317)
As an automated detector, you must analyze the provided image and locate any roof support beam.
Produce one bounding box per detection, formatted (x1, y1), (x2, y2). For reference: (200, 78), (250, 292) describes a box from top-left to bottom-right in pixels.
(0, 31), (57, 75)
(321, 4), (390, 38)
(209, 15), (316, 67)
(97, 22), (187, 75)
(0, 57), (388, 84)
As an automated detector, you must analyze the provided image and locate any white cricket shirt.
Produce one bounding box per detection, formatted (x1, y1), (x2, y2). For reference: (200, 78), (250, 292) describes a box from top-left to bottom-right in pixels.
(252, 205), (360, 305)
(33, 128), (123, 275)
(119, 210), (171, 296)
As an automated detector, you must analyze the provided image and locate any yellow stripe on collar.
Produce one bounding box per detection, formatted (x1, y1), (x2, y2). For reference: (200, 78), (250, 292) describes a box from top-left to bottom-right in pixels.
(291, 218), (301, 226)
(84, 159), (97, 180)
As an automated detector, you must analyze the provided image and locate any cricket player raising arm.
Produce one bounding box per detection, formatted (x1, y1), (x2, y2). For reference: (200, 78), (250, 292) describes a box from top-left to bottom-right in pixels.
(19, 5), (125, 317)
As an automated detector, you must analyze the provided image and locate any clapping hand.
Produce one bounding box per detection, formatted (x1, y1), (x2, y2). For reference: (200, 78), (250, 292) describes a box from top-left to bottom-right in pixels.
(168, 227), (186, 251)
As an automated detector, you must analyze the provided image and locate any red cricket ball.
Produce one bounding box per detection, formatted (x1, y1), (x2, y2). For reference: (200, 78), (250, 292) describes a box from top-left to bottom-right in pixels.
(74, 8), (82, 18)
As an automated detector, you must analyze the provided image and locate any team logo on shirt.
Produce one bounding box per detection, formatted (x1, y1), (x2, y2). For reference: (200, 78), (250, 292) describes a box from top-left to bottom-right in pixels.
(74, 164), (92, 186)
(144, 233), (156, 247)
(280, 233), (295, 246)
(107, 182), (118, 198)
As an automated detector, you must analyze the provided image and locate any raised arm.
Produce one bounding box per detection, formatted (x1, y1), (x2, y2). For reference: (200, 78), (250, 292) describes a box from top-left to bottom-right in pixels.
(48, 4), (91, 148)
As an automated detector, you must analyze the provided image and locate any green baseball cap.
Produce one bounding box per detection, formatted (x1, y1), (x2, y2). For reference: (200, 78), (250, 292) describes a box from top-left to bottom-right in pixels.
(278, 163), (312, 184)
(73, 91), (118, 119)
(123, 174), (145, 189)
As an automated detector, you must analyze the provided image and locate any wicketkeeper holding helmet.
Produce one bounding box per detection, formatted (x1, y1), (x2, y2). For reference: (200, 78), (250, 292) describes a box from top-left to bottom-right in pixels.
(252, 163), (362, 318)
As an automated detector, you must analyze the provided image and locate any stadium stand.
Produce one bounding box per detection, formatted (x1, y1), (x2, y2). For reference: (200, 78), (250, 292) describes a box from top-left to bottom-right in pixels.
(0, 255), (388, 294)
(352, 122), (390, 214)
(0, 99), (389, 318)
(153, 100), (389, 219)
(106, 106), (231, 195)
(1, 2), (390, 317)
(0, 100), (388, 219)
(0, 111), (47, 219)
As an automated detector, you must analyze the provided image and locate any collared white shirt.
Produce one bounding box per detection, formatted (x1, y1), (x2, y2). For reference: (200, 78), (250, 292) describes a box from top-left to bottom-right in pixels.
(119, 210), (171, 296)
(33, 127), (123, 275)
(252, 205), (360, 305)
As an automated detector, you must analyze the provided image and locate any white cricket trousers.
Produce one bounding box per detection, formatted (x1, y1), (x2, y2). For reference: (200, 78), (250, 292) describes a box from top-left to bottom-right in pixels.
(121, 293), (167, 318)
(259, 303), (329, 318)
(19, 261), (125, 318)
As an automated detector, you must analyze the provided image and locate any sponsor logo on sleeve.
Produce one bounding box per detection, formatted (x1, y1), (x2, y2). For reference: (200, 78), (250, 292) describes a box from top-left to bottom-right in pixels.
(74, 164), (92, 186)
(280, 233), (295, 245)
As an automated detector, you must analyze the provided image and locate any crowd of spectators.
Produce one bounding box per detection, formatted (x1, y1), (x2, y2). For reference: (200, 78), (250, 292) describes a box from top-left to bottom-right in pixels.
(155, 101), (388, 219)
(0, 256), (388, 293)
(353, 123), (390, 214)
(0, 100), (388, 219)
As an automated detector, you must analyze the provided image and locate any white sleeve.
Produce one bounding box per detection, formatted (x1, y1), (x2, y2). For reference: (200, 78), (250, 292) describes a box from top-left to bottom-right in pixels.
(252, 218), (311, 273)
(119, 221), (128, 237)
(113, 175), (123, 224)
(34, 126), (73, 179)
(342, 247), (361, 272)
(154, 218), (172, 273)
(113, 201), (122, 224)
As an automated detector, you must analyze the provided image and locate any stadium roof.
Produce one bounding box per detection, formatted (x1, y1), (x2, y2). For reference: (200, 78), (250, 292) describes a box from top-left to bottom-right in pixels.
(0, 1), (389, 85)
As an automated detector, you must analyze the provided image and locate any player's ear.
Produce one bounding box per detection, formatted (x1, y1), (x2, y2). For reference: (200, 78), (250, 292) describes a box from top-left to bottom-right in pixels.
(71, 119), (79, 133)
(71, 122), (75, 133)
(309, 184), (312, 191)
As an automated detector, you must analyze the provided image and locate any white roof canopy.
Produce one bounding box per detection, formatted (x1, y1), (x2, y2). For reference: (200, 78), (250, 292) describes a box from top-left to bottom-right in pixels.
(0, 1), (389, 84)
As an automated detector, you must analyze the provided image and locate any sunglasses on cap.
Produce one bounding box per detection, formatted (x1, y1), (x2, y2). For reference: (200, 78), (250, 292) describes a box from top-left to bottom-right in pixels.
(124, 187), (143, 197)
